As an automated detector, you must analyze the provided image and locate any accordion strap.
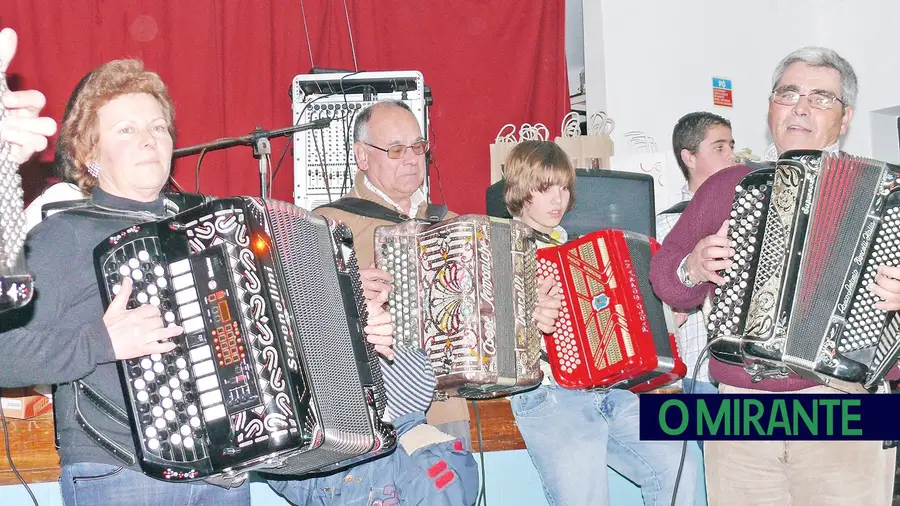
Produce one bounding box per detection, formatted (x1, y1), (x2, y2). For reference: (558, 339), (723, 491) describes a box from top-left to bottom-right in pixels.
(316, 197), (447, 224)
(72, 380), (137, 466)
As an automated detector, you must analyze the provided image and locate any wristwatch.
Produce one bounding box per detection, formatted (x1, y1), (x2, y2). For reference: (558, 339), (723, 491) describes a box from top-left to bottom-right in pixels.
(677, 255), (699, 288)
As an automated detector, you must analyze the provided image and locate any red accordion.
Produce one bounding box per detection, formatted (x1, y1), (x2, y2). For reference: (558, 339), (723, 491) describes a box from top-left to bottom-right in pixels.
(537, 229), (685, 391)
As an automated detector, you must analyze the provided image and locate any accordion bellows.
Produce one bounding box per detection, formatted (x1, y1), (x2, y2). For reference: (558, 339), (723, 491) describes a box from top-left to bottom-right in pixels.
(374, 215), (542, 399)
(537, 229), (685, 391)
(709, 150), (900, 392)
(94, 197), (394, 481)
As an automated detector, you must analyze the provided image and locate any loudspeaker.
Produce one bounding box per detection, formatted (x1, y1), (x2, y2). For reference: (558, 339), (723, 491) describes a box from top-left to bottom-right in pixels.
(485, 169), (657, 238)
(871, 105), (900, 165)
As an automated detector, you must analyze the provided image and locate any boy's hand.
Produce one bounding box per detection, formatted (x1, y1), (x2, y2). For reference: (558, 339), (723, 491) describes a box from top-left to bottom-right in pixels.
(533, 276), (562, 334)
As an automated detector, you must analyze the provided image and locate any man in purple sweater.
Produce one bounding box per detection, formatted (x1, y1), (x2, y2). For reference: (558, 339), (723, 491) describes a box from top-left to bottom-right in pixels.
(650, 47), (899, 505)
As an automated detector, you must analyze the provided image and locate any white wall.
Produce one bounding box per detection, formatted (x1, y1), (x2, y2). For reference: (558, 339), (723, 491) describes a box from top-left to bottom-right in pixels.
(584, 0), (900, 160)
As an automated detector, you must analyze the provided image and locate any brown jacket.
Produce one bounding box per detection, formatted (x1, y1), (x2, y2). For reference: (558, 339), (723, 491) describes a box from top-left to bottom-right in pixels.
(314, 171), (469, 426)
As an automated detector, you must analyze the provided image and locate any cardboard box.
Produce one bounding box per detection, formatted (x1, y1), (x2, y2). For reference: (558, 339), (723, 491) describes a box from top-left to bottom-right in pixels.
(0, 387), (52, 419)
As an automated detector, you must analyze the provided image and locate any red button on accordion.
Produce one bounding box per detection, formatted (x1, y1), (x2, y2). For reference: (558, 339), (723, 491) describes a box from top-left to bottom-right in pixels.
(537, 229), (685, 391)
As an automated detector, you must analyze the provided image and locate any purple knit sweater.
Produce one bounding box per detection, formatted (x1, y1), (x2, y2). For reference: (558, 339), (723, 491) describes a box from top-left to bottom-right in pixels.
(649, 164), (899, 391)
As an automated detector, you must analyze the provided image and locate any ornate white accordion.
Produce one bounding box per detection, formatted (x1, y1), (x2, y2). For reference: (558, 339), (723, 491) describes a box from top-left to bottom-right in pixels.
(94, 197), (395, 481)
(373, 215), (542, 399)
(0, 63), (33, 313)
(708, 150), (900, 392)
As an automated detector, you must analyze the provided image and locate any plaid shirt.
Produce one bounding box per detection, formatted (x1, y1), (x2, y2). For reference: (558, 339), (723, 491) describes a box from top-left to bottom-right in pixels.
(656, 185), (711, 383)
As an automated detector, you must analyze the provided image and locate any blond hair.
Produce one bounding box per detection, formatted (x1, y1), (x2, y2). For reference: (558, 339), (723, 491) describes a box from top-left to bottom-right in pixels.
(503, 140), (575, 217)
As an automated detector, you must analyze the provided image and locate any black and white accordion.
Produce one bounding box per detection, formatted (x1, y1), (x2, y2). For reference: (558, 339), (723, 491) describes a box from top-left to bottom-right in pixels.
(93, 197), (395, 481)
(0, 67), (33, 314)
(373, 215), (542, 399)
(708, 150), (900, 392)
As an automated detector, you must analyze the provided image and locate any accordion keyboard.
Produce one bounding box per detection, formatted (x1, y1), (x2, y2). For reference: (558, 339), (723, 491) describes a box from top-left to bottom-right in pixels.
(708, 173), (774, 363)
(378, 235), (420, 350)
(537, 257), (582, 375)
(98, 237), (212, 468)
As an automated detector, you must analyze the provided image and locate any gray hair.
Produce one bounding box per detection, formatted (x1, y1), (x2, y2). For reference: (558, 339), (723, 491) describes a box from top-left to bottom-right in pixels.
(771, 46), (858, 108)
(352, 100), (414, 143)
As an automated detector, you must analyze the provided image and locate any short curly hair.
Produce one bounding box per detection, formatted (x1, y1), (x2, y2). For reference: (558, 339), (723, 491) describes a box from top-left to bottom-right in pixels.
(60, 59), (175, 193)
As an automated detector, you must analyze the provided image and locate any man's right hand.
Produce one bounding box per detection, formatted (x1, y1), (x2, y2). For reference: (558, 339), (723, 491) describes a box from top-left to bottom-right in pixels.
(103, 277), (182, 359)
(684, 220), (734, 286)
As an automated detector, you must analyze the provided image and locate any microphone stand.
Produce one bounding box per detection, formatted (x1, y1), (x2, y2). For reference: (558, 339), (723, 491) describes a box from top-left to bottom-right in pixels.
(172, 117), (332, 198)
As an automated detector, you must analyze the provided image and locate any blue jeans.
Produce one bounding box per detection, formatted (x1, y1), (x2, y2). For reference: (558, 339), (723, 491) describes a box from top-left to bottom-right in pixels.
(510, 385), (699, 506)
(267, 411), (479, 505)
(681, 379), (718, 395)
(59, 462), (250, 506)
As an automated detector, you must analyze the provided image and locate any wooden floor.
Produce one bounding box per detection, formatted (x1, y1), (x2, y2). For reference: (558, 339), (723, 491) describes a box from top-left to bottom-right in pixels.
(0, 398), (525, 485)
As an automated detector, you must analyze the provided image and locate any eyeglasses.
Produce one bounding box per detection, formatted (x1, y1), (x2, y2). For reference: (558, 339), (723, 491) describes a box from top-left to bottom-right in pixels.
(361, 140), (430, 159)
(771, 87), (845, 110)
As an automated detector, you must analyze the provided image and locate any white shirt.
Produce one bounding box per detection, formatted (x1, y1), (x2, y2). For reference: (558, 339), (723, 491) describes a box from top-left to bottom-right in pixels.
(363, 176), (426, 217)
(24, 182), (84, 231)
(763, 141), (840, 162)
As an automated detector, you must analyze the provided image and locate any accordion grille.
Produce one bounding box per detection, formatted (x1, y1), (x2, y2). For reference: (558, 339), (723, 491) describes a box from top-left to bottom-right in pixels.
(490, 221), (517, 380)
(785, 155), (884, 361)
(264, 202), (372, 467)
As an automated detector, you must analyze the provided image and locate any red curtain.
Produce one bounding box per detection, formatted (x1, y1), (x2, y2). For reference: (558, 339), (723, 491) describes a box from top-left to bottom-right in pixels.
(2, 0), (568, 214)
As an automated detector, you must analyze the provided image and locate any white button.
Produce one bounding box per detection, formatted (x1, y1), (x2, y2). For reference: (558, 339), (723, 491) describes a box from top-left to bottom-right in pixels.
(162, 397), (174, 409)
(196, 375), (218, 392)
(193, 360), (215, 377)
(165, 409), (176, 421)
(112, 284), (121, 295)
(176, 357), (188, 369)
(178, 370), (190, 381)
(208, 280), (217, 291)
(164, 311), (176, 323)
(128, 258), (140, 269)
(190, 415), (201, 427)
(155, 418), (166, 429)
(119, 265), (131, 276)
(134, 378), (146, 390)
(179, 301), (201, 320)
(159, 386), (171, 398)
(153, 362), (164, 374)
(132, 270), (144, 282)
(137, 292), (148, 304)
(182, 317), (204, 334)
(175, 288), (198, 305)
(150, 296), (161, 306)
(187, 405), (199, 417)
(147, 284), (159, 296)
(138, 250), (150, 262)
(203, 404), (227, 421)
(152, 406), (164, 417)
(147, 438), (160, 450)
(136, 391), (149, 403)
(145, 426), (157, 439)
(169, 258), (191, 277)
(143, 370), (155, 382)
(183, 437), (194, 449)
(170, 433), (182, 446)
(169, 377), (180, 389)
(172, 274), (194, 291)
(154, 265), (165, 277)
(189, 346), (212, 362)
(180, 425), (191, 436)
(199, 389), (223, 407)
(156, 277), (168, 288)
(141, 358), (152, 369)
(150, 353), (162, 362)
(172, 389), (184, 401)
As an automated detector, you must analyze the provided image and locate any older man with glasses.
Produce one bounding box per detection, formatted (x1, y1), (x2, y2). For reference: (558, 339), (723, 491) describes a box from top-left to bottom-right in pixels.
(650, 47), (899, 505)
